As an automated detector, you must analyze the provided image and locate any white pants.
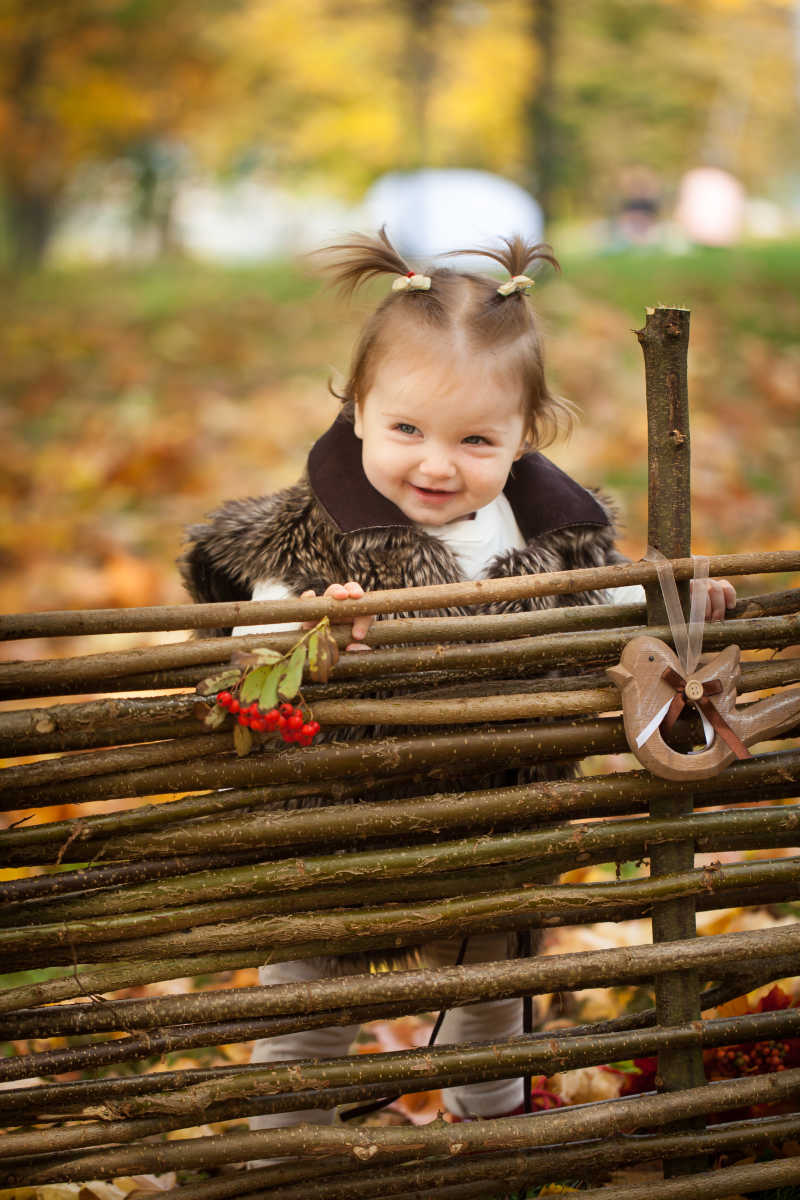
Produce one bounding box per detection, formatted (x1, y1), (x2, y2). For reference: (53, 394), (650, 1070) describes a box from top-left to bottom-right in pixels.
(249, 932), (527, 1140)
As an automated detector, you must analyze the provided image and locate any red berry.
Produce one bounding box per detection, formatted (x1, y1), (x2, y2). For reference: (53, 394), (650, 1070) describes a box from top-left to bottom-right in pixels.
(279, 702), (294, 717)
(277, 715), (288, 731)
(288, 713), (303, 731)
(282, 729), (297, 743)
(217, 691), (232, 708)
(300, 723), (315, 738)
(308, 720), (320, 735)
(228, 698), (240, 714)
(246, 701), (260, 716)
(238, 713), (251, 727)
(251, 717), (267, 732)
(298, 733), (313, 746)
(264, 708), (280, 730)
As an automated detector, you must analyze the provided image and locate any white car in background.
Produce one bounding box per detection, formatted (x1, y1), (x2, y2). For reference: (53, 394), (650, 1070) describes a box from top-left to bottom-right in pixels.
(362, 168), (544, 267)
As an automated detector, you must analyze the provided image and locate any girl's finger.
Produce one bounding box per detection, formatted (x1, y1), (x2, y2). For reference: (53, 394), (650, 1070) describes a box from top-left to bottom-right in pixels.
(350, 614), (375, 641)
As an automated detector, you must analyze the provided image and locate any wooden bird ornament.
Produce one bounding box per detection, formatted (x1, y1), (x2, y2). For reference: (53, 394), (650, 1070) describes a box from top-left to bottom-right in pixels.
(608, 634), (800, 781)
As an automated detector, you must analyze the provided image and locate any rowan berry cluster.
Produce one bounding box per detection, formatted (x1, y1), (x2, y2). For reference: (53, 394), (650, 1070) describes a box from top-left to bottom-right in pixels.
(708, 1039), (789, 1076)
(216, 693), (320, 746)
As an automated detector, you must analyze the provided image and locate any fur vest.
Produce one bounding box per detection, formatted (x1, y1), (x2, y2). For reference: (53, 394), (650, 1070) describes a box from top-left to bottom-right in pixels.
(181, 412), (619, 622)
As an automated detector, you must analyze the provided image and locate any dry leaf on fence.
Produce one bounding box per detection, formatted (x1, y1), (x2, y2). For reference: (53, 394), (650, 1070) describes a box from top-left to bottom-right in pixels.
(546, 1065), (624, 1106)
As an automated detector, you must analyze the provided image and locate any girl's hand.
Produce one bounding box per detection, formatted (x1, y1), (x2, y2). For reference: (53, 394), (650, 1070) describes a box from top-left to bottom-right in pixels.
(301, 581), (374, 651)
(692, 577), (736, 622)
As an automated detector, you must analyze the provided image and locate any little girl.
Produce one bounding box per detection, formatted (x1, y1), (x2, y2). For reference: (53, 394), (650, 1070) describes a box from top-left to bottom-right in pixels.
(182, 229), (734, 1129)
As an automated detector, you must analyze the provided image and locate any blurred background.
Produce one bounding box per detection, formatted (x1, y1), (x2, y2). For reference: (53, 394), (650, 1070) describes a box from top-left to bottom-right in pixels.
(2, 6), (799, 1150)
(1, 0), (799, 628)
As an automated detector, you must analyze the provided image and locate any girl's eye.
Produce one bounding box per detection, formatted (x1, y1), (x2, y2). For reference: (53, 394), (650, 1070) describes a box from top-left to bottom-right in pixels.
(463, 435), (488, 445)
(395, 423), (418, 435)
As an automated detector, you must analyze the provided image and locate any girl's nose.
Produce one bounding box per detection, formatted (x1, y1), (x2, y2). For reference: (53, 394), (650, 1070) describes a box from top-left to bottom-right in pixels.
(419, 446), (456, 479)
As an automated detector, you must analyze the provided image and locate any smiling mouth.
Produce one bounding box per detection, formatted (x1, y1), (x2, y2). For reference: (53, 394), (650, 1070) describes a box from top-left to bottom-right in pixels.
(410, 484), (458, 497)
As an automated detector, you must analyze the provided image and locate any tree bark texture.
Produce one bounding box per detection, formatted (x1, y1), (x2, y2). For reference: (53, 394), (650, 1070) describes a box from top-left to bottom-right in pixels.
(5, 755), (798, 874)
(2, 901), (798, 1016)
(638, 305), (706, 1175)
(166, 1117), (800, 1200)
(3, 1067), (800, 1185)
(3, 924), (795, 1040)
(0, 968), (782, 1121)
(2, 642), (797, 758)
(3, 741), (798, 879)
(3, 1009), (800, 1154)
(3, 809), (799, 951)
(4, 610), (799, 702)
(2, 550), (799, 640)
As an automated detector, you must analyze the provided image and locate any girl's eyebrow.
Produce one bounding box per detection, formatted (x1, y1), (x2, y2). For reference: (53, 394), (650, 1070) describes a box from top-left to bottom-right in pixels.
(381, 410), (422, 423)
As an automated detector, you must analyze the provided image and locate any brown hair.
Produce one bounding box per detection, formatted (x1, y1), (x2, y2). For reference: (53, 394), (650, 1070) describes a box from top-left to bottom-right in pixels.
(317, 227), (570, 447)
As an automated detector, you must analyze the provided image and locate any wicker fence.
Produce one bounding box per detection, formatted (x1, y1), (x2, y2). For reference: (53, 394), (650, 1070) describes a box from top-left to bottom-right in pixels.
(1, 308), (799, 1199)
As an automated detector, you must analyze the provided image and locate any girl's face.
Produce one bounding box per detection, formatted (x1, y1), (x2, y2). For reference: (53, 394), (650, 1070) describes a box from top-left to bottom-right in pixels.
(354, 343), (527, 526)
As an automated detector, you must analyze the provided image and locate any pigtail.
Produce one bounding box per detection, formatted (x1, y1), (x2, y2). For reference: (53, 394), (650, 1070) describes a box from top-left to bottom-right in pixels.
(447, 235), (560, 282)
(315, 226), (415, 297)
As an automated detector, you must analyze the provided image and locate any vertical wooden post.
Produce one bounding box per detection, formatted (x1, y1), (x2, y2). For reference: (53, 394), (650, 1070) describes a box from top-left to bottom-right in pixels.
(637, 306), (707, 1177)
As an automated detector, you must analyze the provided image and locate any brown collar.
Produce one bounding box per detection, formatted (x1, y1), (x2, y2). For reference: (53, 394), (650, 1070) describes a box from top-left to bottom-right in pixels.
(307, 412), (610, 539)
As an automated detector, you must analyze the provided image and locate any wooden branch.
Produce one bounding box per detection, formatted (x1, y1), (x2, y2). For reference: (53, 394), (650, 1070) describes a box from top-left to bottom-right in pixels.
(1, 589), (795, 708)
(4, 1066), (800, 1184)
(1, 862), (798, 1007)
(6, 749), (799, 872)
(282, 1156), (800, 1200)
(173, 1116), (800, 1200)
(0, 969), (781, 1121)
(640, 306), (705, 1169)
(3, 655), (797, 763)
(3, 552), (799, 640)
(4, 611), (799, 701)
(4, 1009), (800, 1157)
(0, 717), (627, 810)
(5, 800), (800, 932)
(9, 928), (799, 1039)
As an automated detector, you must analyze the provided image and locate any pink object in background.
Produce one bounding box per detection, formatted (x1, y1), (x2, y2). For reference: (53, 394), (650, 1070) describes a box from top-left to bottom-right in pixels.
(676, 167), (746, 246)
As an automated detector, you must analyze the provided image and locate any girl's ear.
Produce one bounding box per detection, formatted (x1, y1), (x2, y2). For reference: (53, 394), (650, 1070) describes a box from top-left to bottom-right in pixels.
(353, 401), (364, 439)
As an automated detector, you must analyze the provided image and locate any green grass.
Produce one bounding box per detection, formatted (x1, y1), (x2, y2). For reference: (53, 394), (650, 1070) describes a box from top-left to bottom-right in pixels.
(5, 255), (320, 322)
(556, 242), (800, 346)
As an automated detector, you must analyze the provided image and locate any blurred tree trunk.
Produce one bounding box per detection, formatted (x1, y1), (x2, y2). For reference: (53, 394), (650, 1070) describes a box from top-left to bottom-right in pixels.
(2, 28), (63, 270)
(403, 0), (441, 166)
(4, 181), (60, 271)
(530, 0), (557, 230)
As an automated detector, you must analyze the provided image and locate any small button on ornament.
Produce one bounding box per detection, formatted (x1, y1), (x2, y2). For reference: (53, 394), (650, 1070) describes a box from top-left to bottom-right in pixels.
(684, 678), (704, 702)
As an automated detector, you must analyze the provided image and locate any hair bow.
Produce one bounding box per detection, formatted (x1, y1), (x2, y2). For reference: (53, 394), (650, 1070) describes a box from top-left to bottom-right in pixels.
(497, 274), (535, 296)
(392, 272), (432, 292)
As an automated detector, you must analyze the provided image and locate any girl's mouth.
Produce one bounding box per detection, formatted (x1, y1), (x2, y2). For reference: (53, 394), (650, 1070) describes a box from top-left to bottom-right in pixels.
(410, 484), (458, 502)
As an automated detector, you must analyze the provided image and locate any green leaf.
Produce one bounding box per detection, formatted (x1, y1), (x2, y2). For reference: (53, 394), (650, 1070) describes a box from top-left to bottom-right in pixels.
(204, 704), (228, 730)
(259, 664), (282, 711)
(240, 665), (272, 704)
(234, 723), (253, 757)
(196, 668), (241, 696)
(307, 629), (326, 683)
(277, 641), (307, 700)
(252, 647), (283, 665)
